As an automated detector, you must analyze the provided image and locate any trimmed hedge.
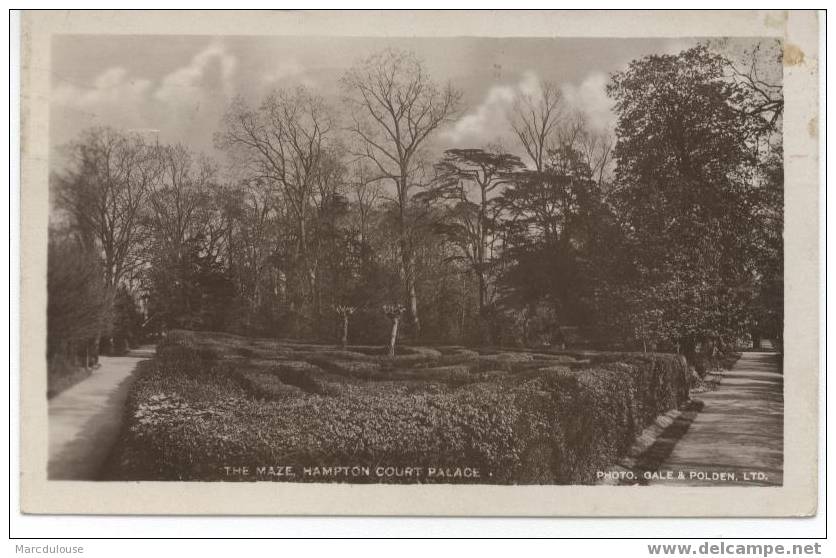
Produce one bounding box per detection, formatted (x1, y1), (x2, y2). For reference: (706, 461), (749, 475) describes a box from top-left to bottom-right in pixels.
(104, 332), (689, 484)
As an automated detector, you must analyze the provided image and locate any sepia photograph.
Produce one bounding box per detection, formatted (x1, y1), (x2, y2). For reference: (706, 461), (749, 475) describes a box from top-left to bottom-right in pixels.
(17, 9), (820, 517)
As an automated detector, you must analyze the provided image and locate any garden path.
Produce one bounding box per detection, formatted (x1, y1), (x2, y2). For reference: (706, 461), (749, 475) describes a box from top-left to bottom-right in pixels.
(48, 346), (155, 480)
(646, 351), (784, 486)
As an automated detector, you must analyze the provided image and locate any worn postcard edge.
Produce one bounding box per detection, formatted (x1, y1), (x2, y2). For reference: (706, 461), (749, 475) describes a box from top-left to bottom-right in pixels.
(18, 9), (820, 516)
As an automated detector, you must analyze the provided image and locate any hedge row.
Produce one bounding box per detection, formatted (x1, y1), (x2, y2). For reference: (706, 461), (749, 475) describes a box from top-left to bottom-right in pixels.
(104, 333), (689, 483)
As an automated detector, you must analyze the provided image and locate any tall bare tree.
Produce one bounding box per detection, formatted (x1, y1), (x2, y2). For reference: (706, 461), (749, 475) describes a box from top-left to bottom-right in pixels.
(217, 86), (335, 332)
(55, 126), (160, 288)
(219, 177), (281, 330)
(511, 80), (564, 172)
(146, 144), (218, 259)
(143, 144), (223, 327)
(348, 161), (382, 249)
(574, 119), (615, 191)
(342, 48), (462, 337)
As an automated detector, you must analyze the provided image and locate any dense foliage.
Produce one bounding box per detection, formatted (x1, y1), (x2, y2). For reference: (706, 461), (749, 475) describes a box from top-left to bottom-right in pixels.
(600, 45), (783, 356)
(104, 330), (689, 483)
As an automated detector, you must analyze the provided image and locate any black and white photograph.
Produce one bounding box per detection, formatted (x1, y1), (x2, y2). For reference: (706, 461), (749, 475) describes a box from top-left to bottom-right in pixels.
(16, 9), (821, 519)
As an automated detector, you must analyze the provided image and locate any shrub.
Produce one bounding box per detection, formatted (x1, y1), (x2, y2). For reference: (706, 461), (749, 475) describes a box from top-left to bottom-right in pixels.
(389, 365), (474, 383)
(104, 329), (690, 485)
(436, 348), (480, 366)
(296, 349), (374, 362)
(262, 363), (344, 396)
(305, 357), (384, 380)
(237, 371), (308, 400)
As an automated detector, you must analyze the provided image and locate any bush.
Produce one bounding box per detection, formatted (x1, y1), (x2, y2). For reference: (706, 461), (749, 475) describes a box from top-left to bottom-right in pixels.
(306, 357), (384, 380)
(389, 365), (474, 383)
(105, 332), (690, 484)
(436, 348), (480, 366)
(249, 362), (344, 397)
(237, 371), (308, 400)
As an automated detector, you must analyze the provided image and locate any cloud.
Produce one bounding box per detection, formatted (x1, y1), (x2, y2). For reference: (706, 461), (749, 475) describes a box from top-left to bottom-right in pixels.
(441, 71), (540, 147)
(442, 70), (617, 148)
(561, 72), (616, 134)
(154, 40), (237, 106)
(52, 67), (153, 118)
(261, 59), (317, 89)
(51, 40), (239, 154)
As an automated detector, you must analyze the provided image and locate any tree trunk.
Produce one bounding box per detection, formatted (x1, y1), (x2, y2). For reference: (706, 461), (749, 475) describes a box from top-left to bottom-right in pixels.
(397, 172), (420, 339)
(388, 317), (400, 357)
(341, 314), (349, 349)
(407, 277), (419, 338)
(313, 265), (322, 337)
(400, 242), (420, 338)
(478, 269), (487, 314)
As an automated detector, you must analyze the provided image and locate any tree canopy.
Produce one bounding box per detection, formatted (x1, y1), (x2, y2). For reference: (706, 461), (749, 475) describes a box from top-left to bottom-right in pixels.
(48, 42), (783, 363)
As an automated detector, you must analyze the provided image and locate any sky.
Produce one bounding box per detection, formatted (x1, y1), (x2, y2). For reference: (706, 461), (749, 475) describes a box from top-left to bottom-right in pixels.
(50, 35), (704, 168)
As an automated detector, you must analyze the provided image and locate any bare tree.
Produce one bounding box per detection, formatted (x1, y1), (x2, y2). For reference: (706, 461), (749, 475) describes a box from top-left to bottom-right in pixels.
(348, 161), (382, 248)
(575, 122), (615, 191)
(146, 144), (218, 259)
(55, 126), (160, 288)
(220, 178), (280, 329)
(217, 87), (335, 330)
(143, 144), (221, 327)
(710, 39), (783, 135)
(342, 48), (462, 337)
(511, 80), (564, 172)
(218, 87), (333, 253)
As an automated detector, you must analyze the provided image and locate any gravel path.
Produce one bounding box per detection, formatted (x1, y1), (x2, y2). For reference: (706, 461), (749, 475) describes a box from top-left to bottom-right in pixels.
(48, 346), (155, 480)
(647, 351), (784, 486)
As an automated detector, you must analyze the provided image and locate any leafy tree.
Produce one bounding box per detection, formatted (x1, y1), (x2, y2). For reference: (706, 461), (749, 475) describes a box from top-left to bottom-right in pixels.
(109, 286), (144, 354)
(53, 127), (158, 356)
(606, 44), (781, 357)
(424, 148), (524, 317)
(496, 143), (601, 340)
(146, 234), (235, 331)
(47, 236), (113, 366)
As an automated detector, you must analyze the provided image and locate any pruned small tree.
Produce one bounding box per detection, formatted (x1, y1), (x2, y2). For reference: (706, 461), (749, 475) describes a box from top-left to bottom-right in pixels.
(382, 303), (406, 357)
(334, 305), (356, 349)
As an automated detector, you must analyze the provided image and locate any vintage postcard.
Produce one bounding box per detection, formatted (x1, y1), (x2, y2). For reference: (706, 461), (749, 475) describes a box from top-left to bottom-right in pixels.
(18, 10), (820, 516)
